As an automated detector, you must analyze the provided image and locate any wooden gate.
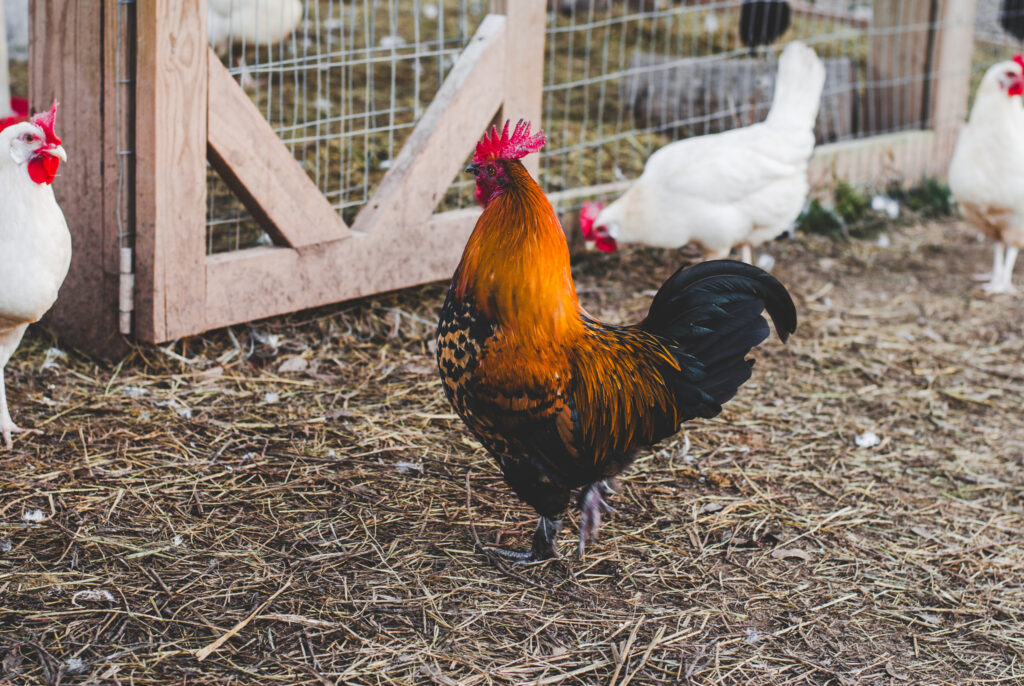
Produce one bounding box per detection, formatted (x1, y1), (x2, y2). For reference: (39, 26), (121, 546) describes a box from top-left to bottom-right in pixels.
(32, 0), (544, 357)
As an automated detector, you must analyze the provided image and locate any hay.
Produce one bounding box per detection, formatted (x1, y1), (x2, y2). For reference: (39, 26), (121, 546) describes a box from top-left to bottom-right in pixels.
(1, 219), (1022, 683)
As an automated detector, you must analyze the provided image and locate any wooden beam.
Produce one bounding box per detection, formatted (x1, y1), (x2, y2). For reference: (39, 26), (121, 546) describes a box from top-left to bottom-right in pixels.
(930, 0), (978, 168)
(202, 208), (480, 333)
(807, 130), (946, 192)
(866, 0), (935, 134)
(207, 52), (351, 249)
(351, 15), (506, 236)
(492, 0), (546, 177)
(31, 0), (127, 358)
(134, 0), (208, 342)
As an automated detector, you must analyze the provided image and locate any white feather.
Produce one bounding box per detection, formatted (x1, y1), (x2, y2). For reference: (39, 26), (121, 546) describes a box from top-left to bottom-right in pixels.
(207, 0), (304, 50)
(594, 41), (826, 260)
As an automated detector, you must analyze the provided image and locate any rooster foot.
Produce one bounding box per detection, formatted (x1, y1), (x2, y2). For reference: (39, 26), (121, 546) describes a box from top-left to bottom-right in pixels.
(486, 516), (561, 563)
(1, 420), (41, 449)
(577, 482), (616, 559)
(972, 272), (994, 283)
(982, 281), (1019, 296)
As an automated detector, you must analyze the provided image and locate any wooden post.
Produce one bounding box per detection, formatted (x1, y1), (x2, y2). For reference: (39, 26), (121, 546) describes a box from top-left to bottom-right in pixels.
(0, 0), (10, 118)
(930, 0), (979, 174)
(134, 0), (208, 342)
(867, 0), (935, 134)
(491, 0), (545, 177)
(31, 0), (128, 359)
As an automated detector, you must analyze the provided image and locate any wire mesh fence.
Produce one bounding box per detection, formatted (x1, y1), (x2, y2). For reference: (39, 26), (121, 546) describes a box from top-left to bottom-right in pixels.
(206, 0), (487, 253)
(171, 1), (1013, 256)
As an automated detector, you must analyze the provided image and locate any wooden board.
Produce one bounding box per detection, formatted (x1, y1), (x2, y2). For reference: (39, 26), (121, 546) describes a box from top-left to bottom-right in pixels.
(493, 0), (545, 177)
(134, 0), (208, 342)
(351, 14), (506, 236)
(31, 0), (127, 358)
(930, 0), (980, 163)
(204, 208), (480, 331)
(808, 129), (946, 193)
(866, 0), (935, 134)
(207, 52), (351, 249)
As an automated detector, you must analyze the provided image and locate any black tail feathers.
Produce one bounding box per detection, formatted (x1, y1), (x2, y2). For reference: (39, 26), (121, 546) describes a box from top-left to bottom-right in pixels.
(640, 259), (797, 419)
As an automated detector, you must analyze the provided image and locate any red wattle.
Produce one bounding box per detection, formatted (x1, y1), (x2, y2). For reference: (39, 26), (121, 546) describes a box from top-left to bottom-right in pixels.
(595, 236), (618, 253)
(28, 155), (60, 185)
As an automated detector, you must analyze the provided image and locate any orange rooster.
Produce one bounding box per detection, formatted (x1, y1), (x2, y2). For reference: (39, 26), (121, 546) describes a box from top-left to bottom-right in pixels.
(438, 120), (797, 561)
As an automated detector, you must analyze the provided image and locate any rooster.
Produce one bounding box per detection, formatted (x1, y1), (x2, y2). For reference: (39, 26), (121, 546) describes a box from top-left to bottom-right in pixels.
(0, 102), (71, 448)
(580, 41), (825, 265)
(948, 55), (1024, 295)
(438, 121), (796, 561)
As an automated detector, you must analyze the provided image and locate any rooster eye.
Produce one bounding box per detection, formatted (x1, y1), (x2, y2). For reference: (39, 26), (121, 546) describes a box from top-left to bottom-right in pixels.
(487, 166), (496, 177)
(24, 134), (35, 143)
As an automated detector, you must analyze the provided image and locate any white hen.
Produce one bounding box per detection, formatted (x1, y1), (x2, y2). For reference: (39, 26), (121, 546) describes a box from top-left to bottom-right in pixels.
(0, 103), (71, 448)
(581, 41), (825, 264)
(948, 55), (1024, 295)
(207, 0), (304, 51)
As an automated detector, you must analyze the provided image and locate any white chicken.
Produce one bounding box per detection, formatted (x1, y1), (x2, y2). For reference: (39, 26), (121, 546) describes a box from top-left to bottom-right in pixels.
(0, 102), (71, 448)
(948, 55), (1024, 295)
(580, 41), (826, 264)
(207, 0), (304, 52)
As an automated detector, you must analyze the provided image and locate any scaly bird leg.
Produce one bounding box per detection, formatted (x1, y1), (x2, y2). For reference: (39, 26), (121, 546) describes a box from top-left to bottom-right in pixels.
(1001, 245), (1019, 294)
(974, 243), (1005, 283)
(983, 244), (1019, 295)
(0, 365), (41, 449)
(577, 482), (616, 559)
(486, 516), (562, 563)
(740, 243), (754, 265)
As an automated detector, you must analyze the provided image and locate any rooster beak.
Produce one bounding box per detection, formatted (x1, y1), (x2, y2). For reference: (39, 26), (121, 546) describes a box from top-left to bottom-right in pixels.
(464, 164), (478, 175)
(49, 145), (67, 162)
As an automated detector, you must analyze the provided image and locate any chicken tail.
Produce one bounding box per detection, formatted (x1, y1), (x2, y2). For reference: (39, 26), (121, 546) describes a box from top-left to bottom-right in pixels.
(765, 41), (826, 132)
(639, 260), (797, 419)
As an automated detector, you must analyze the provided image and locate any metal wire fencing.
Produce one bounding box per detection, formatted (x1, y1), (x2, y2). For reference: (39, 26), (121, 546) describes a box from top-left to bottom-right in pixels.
(206, 0), (487, 253)
(206, 0), (984, 254)
(539, 0), (979, 207)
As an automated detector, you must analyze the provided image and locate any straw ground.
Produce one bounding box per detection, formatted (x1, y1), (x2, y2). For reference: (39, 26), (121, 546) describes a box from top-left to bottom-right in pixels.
(1, 218), (1023, 684)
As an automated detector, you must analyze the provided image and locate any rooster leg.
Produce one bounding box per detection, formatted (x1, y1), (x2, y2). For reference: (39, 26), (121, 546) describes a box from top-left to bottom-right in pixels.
(983, 244), (1019, 294)
(974, 243), (1005, 283)
(577, 482), (616, 559)
(740, 244), (754, 265)
(1001, 246), (1019, 293)
(486, 516), (562, 563)
(0, 369), (18, 449)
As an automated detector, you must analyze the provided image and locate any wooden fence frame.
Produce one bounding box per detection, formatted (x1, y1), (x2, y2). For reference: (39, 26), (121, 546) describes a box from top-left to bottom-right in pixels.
(33, 0), (977, 358)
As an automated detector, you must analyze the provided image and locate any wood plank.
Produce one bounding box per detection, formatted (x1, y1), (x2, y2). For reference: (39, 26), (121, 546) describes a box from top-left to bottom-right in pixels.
(134, 0), (208, 342)
(31, 0), (126, 358)
(866, 0), (935, 134)
(808, 130), (945, 193)
(351, 15), (505, 236)
(207, 52), (350, 249)
(930, 0), (978, 169)
(202, 208), (481, 334)
(0, 0), (9, 118)
(494, 0), (546, 177)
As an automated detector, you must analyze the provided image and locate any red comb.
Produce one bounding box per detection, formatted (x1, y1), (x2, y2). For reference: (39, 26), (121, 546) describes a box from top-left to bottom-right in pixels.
(1015, 55), (1024, 71)
(30, 101), (61, 146)
(473, 119), (545, 164)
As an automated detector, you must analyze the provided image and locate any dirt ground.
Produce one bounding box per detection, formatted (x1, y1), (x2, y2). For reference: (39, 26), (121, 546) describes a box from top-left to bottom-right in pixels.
(1, 219), (1022, 685)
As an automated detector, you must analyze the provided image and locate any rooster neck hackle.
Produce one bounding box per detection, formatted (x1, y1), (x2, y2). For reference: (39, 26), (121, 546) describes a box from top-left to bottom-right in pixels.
(454, 160), (581, 341)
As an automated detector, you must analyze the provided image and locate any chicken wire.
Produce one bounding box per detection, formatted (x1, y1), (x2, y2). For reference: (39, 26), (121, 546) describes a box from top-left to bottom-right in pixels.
(206, 1), (986, 255)
(206, 0), (486, 253)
